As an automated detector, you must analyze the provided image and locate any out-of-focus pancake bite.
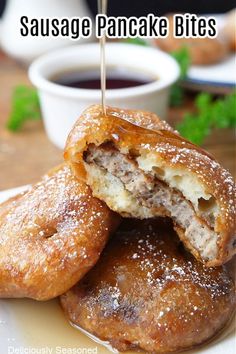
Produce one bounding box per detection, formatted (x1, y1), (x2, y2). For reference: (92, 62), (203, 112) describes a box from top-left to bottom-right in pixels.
(61, 218), (235, 353)
(0, 164), (119, 300)
(65, 105), (236, 267)
(155, 14), (229, 65)
(222, 9), (236, 52)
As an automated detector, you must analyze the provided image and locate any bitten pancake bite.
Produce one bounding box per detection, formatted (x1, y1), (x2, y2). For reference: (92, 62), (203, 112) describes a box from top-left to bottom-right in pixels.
(65, 105), (235, 266)
(61, 219), (235, 353)
(0, 164), (119, 300)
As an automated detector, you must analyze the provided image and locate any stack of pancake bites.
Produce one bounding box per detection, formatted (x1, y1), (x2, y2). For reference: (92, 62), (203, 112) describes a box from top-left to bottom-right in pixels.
(0, 105), (235, 353)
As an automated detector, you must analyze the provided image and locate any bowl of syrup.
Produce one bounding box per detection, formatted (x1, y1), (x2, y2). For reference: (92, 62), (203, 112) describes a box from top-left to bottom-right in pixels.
(29, 43), (179, 148)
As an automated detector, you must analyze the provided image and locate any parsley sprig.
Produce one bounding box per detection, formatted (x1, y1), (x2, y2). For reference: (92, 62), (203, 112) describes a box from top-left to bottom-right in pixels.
(177, 91), (236, 145)
(7, 85), (41, 131)
(169, 47), (190, 106)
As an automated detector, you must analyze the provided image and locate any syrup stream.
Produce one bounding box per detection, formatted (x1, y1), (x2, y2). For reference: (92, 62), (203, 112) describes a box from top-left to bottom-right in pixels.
(98, 0), (107, 115)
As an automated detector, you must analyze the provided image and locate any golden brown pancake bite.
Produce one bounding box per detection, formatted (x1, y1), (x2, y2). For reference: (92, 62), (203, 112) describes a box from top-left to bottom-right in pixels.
(65, 105), (236, 266)
(0, 164), (119, 300)
(61, 218), (235, 353)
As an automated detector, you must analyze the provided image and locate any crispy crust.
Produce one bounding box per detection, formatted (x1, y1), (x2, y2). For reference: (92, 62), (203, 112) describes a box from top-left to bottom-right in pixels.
(0, 163), (119, 300)
(65, 105), (235, 266)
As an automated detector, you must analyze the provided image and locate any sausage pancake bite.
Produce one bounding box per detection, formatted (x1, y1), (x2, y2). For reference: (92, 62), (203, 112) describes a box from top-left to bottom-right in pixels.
(65, 105), (235, 266)
(0, 164), (119, 300)
(61, 219), (235, 353)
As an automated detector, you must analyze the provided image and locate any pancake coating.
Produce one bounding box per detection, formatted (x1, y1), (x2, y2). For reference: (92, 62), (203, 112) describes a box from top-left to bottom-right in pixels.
(0, 164), (119, 300)
(65, 105), (235, 266)
(61, 219), (236, 353)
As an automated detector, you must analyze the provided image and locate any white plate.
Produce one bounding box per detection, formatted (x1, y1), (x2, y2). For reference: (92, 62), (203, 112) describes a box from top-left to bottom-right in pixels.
(0, 187), (235, 354)
(186, 54), (236, 87)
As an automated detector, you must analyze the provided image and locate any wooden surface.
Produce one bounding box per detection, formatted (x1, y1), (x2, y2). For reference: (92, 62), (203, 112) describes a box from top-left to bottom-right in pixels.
(0, 50), (235, 190)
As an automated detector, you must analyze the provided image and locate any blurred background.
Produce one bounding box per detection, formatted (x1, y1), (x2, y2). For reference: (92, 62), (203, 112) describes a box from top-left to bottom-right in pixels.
(0, 0), (236, 16)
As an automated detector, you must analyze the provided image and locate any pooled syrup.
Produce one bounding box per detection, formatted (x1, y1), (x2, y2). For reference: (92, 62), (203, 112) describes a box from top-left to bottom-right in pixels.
(52, 67), (154, 90)
(98, 0), (107, 115)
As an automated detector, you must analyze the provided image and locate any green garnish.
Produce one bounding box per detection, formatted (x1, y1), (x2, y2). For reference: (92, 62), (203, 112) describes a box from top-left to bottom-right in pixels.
(169, 47), (190, 106)
(7, 85), (41, 131)
(177, 91), (236, 145)
(123, 37), (149, 46)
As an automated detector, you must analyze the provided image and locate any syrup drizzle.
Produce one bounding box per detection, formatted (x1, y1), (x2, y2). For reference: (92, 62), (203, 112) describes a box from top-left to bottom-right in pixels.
(98, 0), (107, 115)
